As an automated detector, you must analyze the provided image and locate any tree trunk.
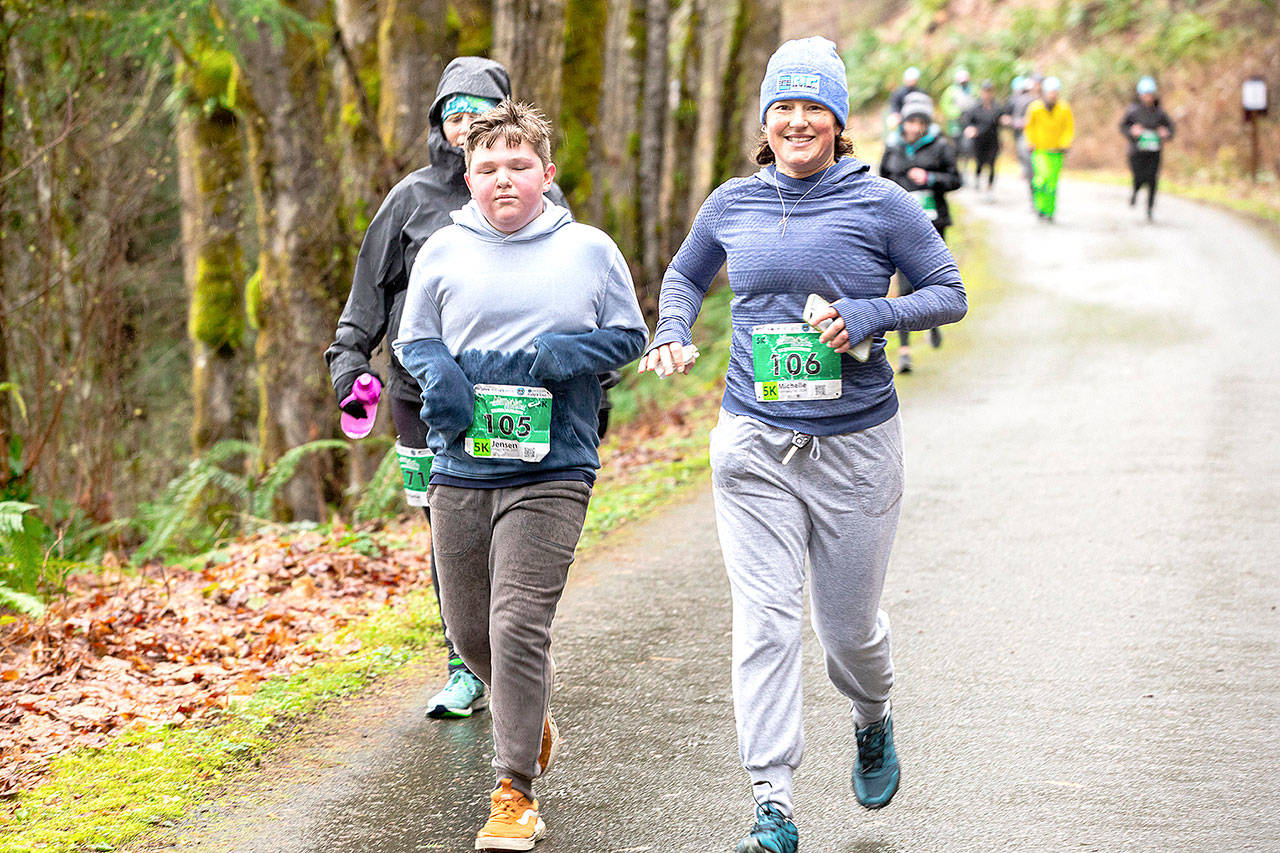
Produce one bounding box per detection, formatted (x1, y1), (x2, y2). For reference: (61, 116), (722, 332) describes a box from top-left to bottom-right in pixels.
(724, 0), (780, 176)
(234, 3), (348, 520)
(335, 0), (397, 212)
(0, 19), (11, 476)
(637, 0), (668, 308)
(177, 51), (249, 453)
(493, 0), (567, 124)
(688, 0), (735, 214)
(590, 0), (641, 253)
(558, 0), (607, 211)
(378, 0), (450, 166)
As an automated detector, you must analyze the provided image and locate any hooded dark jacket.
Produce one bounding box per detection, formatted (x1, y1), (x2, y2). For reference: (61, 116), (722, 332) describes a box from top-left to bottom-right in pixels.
(879, 125), (963, 228)
(1119, 99), (1174, 157)
(326, 57), (570, 405)
(962, 98), (1008, 157)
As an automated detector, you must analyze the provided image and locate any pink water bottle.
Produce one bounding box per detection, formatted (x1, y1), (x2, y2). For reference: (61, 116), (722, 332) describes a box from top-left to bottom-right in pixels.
(339, 373), (382, 439)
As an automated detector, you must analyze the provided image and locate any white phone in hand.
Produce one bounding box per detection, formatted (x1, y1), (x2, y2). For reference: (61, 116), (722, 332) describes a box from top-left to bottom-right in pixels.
(803, 293), (872, 362)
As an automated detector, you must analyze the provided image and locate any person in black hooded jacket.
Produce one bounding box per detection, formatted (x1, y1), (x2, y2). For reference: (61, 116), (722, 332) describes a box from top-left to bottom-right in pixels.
(326, 57), (581, 721)
(879, 92), (962, 373)
(1120, 76), (1174, 221)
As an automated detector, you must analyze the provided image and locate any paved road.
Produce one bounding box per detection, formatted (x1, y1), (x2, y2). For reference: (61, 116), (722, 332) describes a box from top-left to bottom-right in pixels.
(158, 177), (1280, 852)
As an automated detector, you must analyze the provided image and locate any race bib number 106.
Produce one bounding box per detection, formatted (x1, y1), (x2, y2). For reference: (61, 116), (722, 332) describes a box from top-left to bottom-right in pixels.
(751, 324), (842, 402)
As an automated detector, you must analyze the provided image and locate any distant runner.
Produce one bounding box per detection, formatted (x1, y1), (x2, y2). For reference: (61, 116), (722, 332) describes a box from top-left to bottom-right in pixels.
(1120, 76), (1174, 221)
(1008, 75), (1039, 210)
(940, 68), (976, 170)
(962, 80), (1007, 192)
(886, 65), (923, 133)
(1025, 76), (1074, 222)
(880, 93), (962, 373)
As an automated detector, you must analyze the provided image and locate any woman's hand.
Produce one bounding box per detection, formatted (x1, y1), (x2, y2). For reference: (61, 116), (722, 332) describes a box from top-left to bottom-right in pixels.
(638, 342), (700, 377)
(811, 306), (854, 354)
(907, 167), (929, 186)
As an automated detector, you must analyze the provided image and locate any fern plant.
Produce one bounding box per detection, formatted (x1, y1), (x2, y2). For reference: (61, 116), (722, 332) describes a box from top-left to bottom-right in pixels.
(133, 438), (347, 563)
(0, 500), (48, 616)
(354, 446), (405, 523)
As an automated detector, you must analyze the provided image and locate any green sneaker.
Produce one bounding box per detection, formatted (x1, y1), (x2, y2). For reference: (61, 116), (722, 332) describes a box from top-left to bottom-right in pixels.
(734, 801), (797, 853)
(427, 670), (487, 719)
(852, 711), (900, 809)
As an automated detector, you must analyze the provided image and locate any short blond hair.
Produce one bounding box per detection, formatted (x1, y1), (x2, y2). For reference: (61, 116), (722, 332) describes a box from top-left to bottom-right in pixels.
(464, 100), (553, 167)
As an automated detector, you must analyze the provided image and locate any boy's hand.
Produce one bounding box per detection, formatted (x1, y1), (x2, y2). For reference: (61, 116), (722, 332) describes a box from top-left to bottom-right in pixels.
(639, 342), (699, 378)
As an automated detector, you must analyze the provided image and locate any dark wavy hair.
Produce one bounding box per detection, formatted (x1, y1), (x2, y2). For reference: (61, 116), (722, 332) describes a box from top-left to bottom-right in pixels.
(754, 131), (857, 166)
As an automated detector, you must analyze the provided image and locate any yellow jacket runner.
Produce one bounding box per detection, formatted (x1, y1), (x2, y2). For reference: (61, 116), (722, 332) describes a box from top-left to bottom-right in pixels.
(1025, 99), (1075, 151)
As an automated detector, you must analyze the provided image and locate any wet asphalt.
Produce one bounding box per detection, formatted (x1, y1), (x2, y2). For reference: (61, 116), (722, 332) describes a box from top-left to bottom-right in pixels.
(155, 176), (1280, 852)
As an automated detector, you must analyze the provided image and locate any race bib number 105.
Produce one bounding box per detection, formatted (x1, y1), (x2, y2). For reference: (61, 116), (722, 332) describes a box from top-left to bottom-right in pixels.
(466, 384), (553, 462)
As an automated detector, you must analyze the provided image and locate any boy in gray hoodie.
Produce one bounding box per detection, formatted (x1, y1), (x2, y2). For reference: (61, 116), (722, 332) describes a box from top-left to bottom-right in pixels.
(394, 100), (647, 851)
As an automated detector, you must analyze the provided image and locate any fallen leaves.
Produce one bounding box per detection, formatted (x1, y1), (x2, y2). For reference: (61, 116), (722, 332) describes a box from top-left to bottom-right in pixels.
(0, 522), (432, 800)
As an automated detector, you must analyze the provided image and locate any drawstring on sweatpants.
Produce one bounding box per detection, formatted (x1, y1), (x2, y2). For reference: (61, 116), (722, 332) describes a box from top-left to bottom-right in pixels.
(781, 431), (820, 464)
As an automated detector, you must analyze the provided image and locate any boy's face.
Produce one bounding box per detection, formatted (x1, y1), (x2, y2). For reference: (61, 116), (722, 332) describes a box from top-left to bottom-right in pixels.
(465, 140), (555, 234)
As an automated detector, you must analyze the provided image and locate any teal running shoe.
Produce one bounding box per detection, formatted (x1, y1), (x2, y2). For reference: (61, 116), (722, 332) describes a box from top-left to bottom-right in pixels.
(426, 670), (487, 719)
(734, 802), (798, 853)
(852, 711), (900, 809)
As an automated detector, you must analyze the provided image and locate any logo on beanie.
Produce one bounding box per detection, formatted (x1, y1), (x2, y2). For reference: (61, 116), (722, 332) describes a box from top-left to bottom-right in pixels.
(776, 73), (820, 95)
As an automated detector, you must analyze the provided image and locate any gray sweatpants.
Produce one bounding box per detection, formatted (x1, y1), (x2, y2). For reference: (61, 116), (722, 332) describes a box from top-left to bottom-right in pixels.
(709, 410), (903, 817)
(427, 480), (591, 798)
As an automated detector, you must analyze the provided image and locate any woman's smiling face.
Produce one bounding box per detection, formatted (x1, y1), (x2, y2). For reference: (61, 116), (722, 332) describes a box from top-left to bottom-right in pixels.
(765, 99), (839, 178)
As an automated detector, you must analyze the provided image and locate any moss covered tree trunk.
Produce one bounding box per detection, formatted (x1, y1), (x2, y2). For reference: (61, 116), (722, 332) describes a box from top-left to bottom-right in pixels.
(494, 0), (567, 122)
(592, 0), (641, 268)
(637, 0), (669, 309)
(177, 51), (250, 453)
(558, 0), (606, 212)
(724, 0), (779, 175)
(235, 4), (348, 521)
(335, 0), (395, 219)
(688, 0), (734, 217)
(378, 0), (450, 166)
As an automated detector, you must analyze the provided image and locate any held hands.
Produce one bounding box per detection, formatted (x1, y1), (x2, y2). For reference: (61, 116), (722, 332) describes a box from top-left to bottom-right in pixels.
(638, 342), (701, 378)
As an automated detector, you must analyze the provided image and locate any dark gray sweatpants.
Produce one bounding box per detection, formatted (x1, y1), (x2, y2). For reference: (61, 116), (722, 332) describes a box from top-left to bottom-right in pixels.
(427, 480), (591, 798)
(709, 410), (903, 817)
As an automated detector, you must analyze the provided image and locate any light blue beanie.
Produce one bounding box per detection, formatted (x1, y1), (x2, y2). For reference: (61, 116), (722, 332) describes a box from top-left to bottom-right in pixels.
(759, 37), (850, 128)
(1137, 76), (1157, 95)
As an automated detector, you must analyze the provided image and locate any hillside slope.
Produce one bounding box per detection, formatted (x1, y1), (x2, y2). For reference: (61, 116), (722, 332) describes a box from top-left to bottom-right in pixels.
(784, 0), (1279, 183)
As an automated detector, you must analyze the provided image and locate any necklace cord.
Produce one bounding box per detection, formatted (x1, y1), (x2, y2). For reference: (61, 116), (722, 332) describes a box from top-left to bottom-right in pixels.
(776, 163), (833, 236)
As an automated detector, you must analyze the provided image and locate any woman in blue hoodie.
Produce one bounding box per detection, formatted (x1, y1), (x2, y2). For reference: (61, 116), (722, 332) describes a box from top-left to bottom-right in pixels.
(641, 38), (966, 853)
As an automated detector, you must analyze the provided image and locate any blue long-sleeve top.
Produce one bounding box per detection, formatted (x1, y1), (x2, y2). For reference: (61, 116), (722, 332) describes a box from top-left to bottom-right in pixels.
(651, 156), (967, 435)
(393, 201), (648, 486)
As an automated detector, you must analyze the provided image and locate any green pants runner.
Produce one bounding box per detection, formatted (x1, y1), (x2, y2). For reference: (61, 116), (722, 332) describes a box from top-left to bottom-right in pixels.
(1031, 149), (1064, 218)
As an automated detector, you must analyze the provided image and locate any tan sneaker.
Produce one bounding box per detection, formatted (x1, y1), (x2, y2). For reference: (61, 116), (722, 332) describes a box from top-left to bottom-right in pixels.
(475, 778), (545, 850)
(534, 712), (560, 777)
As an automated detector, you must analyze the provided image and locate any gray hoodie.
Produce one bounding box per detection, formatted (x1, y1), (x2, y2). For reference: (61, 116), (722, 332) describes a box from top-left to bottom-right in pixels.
(394, 201), (647, 484)
(325, 57), (570, 404)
